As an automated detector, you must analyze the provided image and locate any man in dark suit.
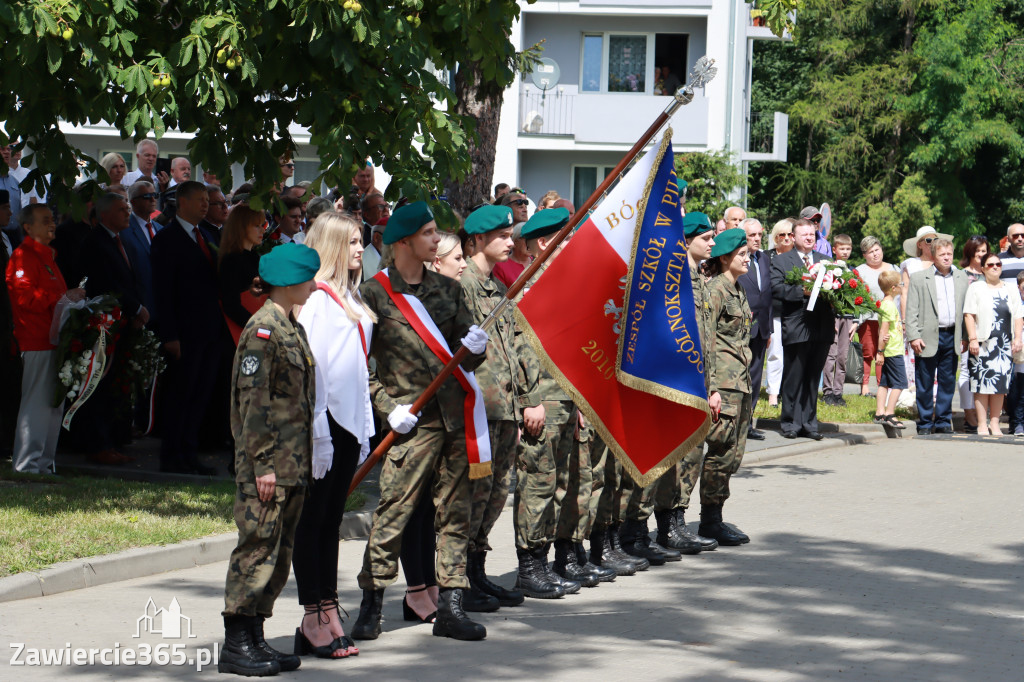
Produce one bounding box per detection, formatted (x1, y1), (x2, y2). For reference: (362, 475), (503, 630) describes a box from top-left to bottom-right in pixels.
(150, 180), (222, 475)
(76, 193), (151, 464)
(737, 217), (772, 440)
(199, 186), (228, 246)
(124, 181), (162, 325)
(770, 218), (836, 440)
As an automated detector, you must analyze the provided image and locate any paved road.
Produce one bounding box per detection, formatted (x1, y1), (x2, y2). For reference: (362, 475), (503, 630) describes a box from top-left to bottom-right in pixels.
(3, 438), (1022, 681)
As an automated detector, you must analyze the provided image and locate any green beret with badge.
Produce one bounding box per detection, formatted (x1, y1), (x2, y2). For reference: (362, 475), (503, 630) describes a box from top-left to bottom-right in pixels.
(383, 200), (434, 245)
(682, 211), (714, 238)
(521, 207), (570, 242)
(709, 228), (747, 258)
(464, 204), (514, 235)
(258, 242), (321, 287)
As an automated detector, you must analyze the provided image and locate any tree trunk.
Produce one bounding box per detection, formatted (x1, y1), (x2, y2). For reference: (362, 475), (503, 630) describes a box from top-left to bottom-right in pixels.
(443, 62), (503, 218)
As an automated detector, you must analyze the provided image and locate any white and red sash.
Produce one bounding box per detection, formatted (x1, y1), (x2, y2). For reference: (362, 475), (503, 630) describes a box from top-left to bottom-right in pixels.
(316, 282), (369, 360)
(373, 269), (492, 478)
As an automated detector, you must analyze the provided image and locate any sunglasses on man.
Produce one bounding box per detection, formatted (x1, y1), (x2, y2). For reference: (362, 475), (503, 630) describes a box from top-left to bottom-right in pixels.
(509, 199), (529, 207)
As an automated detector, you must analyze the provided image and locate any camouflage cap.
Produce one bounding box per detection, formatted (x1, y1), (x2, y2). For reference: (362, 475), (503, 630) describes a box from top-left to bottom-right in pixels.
(464, 204), (514, 235)
(258, 242), (321, 286)
(683, 211), (714, 237)
(709, 228), (747, 258)
(521, 207), (569, 241)
(383, 200), (434, 245)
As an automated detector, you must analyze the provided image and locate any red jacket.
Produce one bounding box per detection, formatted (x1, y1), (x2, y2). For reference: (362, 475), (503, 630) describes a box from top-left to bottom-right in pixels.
(6, 236), (67, 351)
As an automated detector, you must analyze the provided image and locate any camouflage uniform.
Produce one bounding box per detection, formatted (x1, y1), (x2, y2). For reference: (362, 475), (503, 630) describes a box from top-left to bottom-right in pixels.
(700, 273), (753, 505)
(223, 300), (315, 618)
(588, 436), (619, 530)
(461, 259), (540, 553)
(566, 419), (595, 542)
(677, 261), (715, 510)
(356, 267), (484, 591)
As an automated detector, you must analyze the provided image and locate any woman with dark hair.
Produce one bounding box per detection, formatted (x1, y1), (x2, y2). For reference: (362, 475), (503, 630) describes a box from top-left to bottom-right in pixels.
(219, 205), (268, 343)
(957, 235), (989, 432)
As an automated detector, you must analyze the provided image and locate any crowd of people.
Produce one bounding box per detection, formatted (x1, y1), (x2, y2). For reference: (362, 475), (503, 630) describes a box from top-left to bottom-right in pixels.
(3, 138), (1022, 675)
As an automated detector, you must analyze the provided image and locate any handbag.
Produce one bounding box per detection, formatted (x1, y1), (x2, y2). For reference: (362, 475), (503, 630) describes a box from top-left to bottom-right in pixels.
(845, 340), (864, 385)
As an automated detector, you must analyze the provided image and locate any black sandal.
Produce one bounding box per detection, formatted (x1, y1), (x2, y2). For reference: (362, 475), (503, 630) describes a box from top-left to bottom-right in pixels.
(294, 604), (349, 658)
(323, 598), (359, 656)
(402, 586), (437, 624)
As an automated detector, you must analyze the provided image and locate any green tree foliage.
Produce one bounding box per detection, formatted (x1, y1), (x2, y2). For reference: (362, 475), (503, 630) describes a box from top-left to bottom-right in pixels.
(748, 0), (1024, 261)
(675, 150), (745, 220)
(0, 0), (528, 221)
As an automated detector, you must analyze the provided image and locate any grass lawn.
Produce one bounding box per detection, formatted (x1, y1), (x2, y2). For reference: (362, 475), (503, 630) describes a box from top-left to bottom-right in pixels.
(753, 390), (915, 424)
(0, 465), (368, 577)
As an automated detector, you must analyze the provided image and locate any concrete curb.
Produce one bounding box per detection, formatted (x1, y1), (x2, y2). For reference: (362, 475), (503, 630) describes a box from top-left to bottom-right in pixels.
(1, 423), (891, 604)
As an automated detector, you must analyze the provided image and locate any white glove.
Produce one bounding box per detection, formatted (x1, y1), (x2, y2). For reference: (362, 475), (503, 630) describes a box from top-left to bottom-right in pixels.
(460, 325), (489, 354)
(312, 437), (334, 480)
(388, 404), (419, 434)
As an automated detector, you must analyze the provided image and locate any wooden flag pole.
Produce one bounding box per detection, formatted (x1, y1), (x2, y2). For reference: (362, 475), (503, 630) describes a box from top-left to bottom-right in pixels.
(348, 58), (717, 494)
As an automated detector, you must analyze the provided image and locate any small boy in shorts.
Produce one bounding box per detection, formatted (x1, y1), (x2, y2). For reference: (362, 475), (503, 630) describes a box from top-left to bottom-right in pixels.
(875, 269), (906, 427)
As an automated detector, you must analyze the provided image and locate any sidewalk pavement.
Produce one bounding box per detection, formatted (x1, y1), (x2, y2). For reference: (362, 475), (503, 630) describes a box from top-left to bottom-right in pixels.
(2, 437), (1022, 680)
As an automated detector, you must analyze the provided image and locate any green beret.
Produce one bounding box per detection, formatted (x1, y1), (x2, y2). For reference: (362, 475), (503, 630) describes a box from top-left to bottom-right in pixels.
(677, 178), (688, 194)
(709, 228), (748, 258)
(464, 205), (514, 235)
(682, 211), (714, 237)
(258, 242), (321, 287)
(383, 201), (434, 245)
(521, 207), (569, 242)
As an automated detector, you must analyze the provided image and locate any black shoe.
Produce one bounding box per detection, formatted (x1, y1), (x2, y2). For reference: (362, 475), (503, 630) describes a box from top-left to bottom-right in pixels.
(618, 520), (667, 566)
(963, 424), (978, 434)
(675, 509), (717, 551)
(592, 527), (637, 576)
(514, 548), (565, 599)
(933, 425), (953, 434)
(746, 428), (766, 441)
(433, 589), (486, 641)
(574, 542), (616, 582)
(835, 396), (848, 406)
(350, 588), (384, 640)
(698, 504), (750, 546)
(402, 587), (437, 623)
(250, 617), (300, 671)
(884, 415), (906, 429)
(648, 537), (682, 561)
(821, 394), (836, 406)
(461, 587), (500, 613)
(553, 539), (599, 587)
(799, 429), (824, 441)
(467, 551), (524, 607)
(609, 523), (650, 571)
(873, 414), (886, 424)
(917, 427), (933, 435)
(541, 551), (581, 594)
(654, 509), (702, 555)
(219, 616), (281, 676)
(781, 431), (798, 439)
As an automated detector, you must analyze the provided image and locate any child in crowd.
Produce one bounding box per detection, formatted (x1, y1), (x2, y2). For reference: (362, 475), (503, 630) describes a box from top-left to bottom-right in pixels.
(822, 233), (856, 406)
(1010, 272), (1024, 436)
(875, 270), (907, 427)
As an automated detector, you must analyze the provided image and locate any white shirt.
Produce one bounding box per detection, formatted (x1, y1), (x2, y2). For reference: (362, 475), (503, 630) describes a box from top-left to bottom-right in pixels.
(176, 215), (199, 243)
(934, 266), (956, 328)
(297, 286), (375, 461)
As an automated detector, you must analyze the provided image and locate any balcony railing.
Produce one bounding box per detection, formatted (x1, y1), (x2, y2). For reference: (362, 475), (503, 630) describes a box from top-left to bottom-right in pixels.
(519, 90), (575, 137)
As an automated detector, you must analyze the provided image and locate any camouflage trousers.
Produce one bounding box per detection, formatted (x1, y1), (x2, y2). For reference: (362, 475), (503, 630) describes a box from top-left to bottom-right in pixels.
(557, 422), (593, 543)
(700, 389), (751, 506)
(514, 410), (575, 551)
(587, 436), (620, 531)
(223, 484), (306, 618)
(617, 463), (679, 523)
(357, 425), (470, 591)
(468, 420), (518, 554)
(677, 443), (704, 510)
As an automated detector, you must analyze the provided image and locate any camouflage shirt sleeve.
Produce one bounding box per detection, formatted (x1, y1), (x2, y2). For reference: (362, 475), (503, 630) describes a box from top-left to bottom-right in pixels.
(514, 318), (542, 408)
(232, 334), (279, 480)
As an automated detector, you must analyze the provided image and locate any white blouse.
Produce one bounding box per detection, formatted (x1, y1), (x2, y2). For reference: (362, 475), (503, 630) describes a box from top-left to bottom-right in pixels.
(298, 286), (374, 461)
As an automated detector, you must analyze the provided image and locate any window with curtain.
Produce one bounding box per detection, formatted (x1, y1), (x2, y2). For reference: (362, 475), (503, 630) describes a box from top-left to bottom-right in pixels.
(608, 35), (646, 93)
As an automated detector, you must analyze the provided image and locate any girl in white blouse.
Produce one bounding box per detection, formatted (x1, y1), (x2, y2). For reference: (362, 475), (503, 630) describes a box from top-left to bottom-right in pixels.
(292, 212), (376, 659)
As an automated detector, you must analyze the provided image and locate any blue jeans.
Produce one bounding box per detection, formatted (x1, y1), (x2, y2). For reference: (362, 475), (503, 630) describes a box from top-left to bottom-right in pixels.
(914, 328), (956, 430)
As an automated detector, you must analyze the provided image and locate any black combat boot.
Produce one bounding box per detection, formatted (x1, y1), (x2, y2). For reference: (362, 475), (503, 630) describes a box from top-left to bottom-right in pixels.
(468, 550), (524, 607)
(219, 615), (281, 677)
(575, 541), (616, 582)
(590, 527), (636, 576)
(461, 587), (500, 613)
(655, 509), (702, 555)
(350, 588), (384, 640)
(250, 616), (300, 672)
(433, 589), (487, 641)
(618, 519), (669, 565)
(553, 538), (599, 587)
(608, 523), (650, 571)
(514, 548), (565, 599)
(676, 508), (717, 551)
(698, 504), (750, 546)
(539, 543), (581, 594)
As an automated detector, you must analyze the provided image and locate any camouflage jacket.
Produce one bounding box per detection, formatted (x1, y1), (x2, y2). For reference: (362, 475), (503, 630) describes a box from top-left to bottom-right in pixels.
(705, 274), (753, 395)
(461, 258), (540, 421)
(231, 299), (315, 487)
(691, 261), (714, 392)
(514, 258), (574, 423)
(360, 266), (484, 431)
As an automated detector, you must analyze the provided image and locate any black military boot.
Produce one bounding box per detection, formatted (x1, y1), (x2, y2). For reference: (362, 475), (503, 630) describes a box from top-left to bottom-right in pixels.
(433, 588), (487, 641)
(553, 538), (599, 587)
(350, 588), (384, 640)
(514, 548), (565, 599)
(618, 519), (668, 565)
(676, 508), (718, 551)
(575, 541), (616, 582)
(468, 550), (524, 607)
(218, 615), (280, 676)
(655, 509), (702, 555)
(590, 527), (636, 576)
(608, 523), (650, 571)
(539, 543), (581, 594)
(250, 616), (300, 672)
(698, 504), (750, 546)
(461, 587), (500, 613)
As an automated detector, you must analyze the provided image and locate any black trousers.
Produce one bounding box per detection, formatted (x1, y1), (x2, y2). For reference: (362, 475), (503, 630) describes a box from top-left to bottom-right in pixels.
(159, 338), (219, 470)
(748, 333), (770, 418)
(780, 340), (830, 435)
(400, 487), (437, 588)
(292, 415), (360, 605)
